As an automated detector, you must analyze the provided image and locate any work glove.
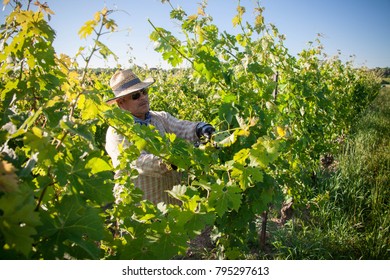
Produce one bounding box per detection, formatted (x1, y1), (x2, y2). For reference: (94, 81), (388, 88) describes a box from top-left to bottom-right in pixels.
(196, 122), (215, 140)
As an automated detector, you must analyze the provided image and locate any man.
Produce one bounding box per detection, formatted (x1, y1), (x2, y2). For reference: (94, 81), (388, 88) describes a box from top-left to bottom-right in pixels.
(105, 69), (214, 205)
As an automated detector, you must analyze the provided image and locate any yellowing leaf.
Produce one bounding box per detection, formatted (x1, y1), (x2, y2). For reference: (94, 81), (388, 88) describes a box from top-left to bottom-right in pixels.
(276, 126), (286, 138)
(46, 95), (62, 108)
(134, 137), (147, 151)
(77, 94), (100, 120)
(237, 5), (246, 15)
(101, 7), (108, 16)
(0, 161), (18, 192)
(183, 195), (202, 212)
(31, 126), (43, 138)
(85, 157), (112, 174)
(197, 7), (205, 16)
(233, 148), (250, 164)
(165, 132), (177, 142)
(255, 14), (264, 28)
(188, 14), (198, 21)
(78, 19), (97, 39)
(45, 8), (55, 15)
(236, 129), (250, 137)
(232, 15), (241, 27)
(94, 11), (101, 21)
(196, 25), (204, 43)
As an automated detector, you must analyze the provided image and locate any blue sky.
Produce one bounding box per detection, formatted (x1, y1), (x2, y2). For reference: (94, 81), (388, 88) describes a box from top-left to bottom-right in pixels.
(2, 0), (390, 69)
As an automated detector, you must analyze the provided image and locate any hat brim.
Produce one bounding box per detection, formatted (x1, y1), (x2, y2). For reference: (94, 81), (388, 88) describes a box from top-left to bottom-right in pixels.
(105, 77), (155, 105)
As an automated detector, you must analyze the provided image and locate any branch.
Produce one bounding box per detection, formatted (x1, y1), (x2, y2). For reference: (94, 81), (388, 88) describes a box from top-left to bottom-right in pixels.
(148, 19), (194, 66)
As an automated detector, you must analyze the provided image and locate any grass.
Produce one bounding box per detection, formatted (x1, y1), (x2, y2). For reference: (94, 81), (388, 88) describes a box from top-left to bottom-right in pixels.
(267, 86), (390, 259)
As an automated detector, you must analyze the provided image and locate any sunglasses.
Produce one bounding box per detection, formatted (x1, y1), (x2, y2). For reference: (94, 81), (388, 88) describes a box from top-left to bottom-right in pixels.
(131, 88), (148, 100)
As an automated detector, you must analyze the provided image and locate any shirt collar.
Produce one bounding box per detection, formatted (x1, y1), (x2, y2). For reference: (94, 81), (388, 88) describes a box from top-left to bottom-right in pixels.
(133, 111), (151, 126)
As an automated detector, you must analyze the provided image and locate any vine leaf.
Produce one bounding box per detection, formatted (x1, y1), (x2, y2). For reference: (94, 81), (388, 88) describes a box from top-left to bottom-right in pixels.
(77, 94), (101, 121)
(150, 222), (188, 258)
(85, 156), (112, 174)
(38, 195), (105, 259)
(0, 185), (41, 256)
(78, 19), (98, 39)
(209, 183), (242, 217)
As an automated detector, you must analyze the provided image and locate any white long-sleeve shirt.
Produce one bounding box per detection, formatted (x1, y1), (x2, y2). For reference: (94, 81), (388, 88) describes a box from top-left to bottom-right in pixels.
(105, 110), (199, 204)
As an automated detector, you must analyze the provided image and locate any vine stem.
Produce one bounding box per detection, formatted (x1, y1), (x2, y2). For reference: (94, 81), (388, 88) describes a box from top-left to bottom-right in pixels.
(69, 12), (110, 121)
(148, 19), (194, 67)
(34, 170), (57, 211)
(148, 19), (228, 90)
(56, 13), (107, 150)
(259, 210), (268, 250)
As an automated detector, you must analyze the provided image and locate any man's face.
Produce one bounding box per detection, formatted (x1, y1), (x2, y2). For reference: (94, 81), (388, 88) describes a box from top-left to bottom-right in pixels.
(117, 89), (150, 119)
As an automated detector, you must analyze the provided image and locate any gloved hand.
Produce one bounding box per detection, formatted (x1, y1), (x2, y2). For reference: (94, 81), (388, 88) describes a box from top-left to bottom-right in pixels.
(196, 122), (215, 140)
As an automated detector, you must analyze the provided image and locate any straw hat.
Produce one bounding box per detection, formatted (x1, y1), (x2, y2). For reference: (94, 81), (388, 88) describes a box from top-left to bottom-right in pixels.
(106, 69), (154, 105)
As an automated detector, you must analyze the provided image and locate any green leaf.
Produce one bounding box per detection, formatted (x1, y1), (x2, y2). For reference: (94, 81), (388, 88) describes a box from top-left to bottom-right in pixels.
(120, 236), (155, 260)
(77, 94), (101, 121)
(37, 195), (105, 259)
(214, 131), (237, 147)
(60, 119), (95, 144)
(85, 156), (112, 174)
(150, 222), (188, 258)
(23, 127), (57, 167)
(44, 96), (67, 127)
(193, 47), (222, 82)
(95, 40), (118, 60)
(247, 62), (273, 76)
(236, 33), (247, 46)
(249, 137), (280, 168)
(66, 166), (113, 205)
(241, 167), (263, 188)
(185, 211), (215, 235)
(10, 108), (43, 139)
(209, 183), (242, 217)
(0, 184), (41, 256)
(133, 135), (148, 151)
